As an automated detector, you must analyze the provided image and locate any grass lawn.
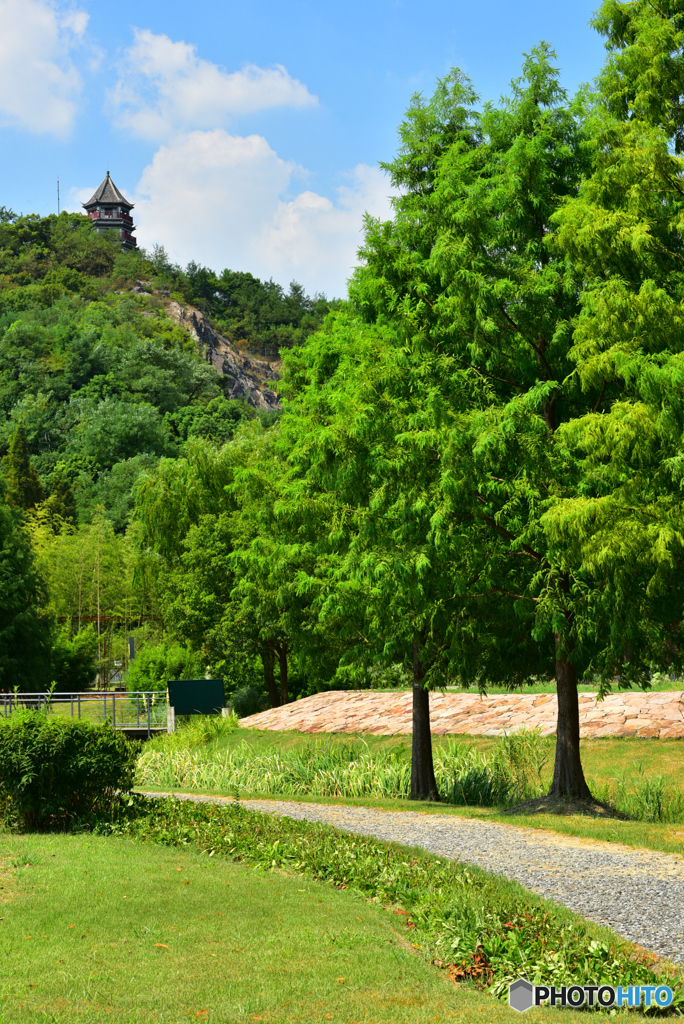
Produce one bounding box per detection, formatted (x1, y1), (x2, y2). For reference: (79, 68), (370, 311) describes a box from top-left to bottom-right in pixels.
(0, 830), (615, 1024)
(360, 680), (684, 694)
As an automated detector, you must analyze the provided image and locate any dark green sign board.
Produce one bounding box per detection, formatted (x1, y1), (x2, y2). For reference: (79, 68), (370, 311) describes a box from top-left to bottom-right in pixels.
(167, 679), (224, 716)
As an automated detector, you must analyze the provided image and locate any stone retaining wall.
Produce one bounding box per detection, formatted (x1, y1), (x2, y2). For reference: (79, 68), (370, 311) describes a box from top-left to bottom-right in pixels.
(240, 689), (684, 738)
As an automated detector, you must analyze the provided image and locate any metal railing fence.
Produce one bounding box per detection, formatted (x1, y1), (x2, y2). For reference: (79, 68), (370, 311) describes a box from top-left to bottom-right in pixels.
(0, 691), (167, 736)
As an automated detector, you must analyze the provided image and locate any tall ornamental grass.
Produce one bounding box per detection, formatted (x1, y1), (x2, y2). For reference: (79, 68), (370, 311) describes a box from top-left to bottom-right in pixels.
(590, 761), (684, 823)
(137, 728), (550, 807)
(137, 726), (684, 818)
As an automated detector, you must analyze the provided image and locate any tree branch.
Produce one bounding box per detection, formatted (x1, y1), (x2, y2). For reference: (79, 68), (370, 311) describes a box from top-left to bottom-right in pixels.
(490, 585), (538, 603)
(592, 378), (606, 414)
(475, 494), (544, 562)
(497, 307), (554, 379)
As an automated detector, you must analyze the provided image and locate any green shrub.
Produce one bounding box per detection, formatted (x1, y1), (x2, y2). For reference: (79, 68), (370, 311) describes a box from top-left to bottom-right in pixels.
(0, 711), (138, 829)
(50, 624), (98, 692)
(126, 642), (203, 693)
(230, 685), (267, 718)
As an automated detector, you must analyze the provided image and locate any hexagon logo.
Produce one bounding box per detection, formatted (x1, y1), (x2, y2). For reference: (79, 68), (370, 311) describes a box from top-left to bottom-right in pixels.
(509, 978), (535, 1013)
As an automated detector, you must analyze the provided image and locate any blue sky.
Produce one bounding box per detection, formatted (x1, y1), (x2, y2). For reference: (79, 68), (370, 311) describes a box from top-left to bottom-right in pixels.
(0, 0), (606, 296)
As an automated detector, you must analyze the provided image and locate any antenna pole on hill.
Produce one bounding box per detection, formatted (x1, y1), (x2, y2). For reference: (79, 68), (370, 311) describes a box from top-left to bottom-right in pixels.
(57, 178), (60, 215)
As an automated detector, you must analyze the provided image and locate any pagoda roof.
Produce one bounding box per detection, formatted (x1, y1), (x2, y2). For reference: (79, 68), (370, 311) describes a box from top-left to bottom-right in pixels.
(82, 172), (134, 210)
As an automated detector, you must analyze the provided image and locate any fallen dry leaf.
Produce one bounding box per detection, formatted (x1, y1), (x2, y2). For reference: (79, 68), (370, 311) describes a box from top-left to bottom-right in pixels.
(154, 943), (170, 950)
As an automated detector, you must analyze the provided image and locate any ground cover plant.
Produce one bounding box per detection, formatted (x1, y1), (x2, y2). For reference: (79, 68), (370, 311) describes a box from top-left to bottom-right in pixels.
(105, 795), (681, 1014)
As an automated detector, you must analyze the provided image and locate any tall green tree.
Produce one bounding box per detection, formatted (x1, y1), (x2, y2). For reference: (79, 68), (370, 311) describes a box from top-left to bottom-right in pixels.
(542, 1), (684, 713)
(3, 424), (43, 509)
(135, 431), (333, 704)
(227, 429), (340, 706)
(279, 315), (473, 799)
(314, 49), (600, 798)
(336, 32), (684, 800)
(0, 502), (52, 690)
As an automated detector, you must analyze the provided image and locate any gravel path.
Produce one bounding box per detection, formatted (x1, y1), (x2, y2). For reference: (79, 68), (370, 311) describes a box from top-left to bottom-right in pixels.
(147, 792), (684, 965)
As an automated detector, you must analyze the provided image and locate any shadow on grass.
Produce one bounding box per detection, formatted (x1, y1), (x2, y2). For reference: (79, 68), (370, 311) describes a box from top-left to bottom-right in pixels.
(504, 795), (629, 819)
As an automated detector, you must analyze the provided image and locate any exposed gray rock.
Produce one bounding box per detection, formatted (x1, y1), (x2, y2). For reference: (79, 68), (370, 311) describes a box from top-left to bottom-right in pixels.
(166, 301), (281, 412)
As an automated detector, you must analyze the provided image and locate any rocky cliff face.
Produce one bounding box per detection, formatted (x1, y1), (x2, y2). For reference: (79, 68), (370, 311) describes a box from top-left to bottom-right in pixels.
(166, 301), (281, 412)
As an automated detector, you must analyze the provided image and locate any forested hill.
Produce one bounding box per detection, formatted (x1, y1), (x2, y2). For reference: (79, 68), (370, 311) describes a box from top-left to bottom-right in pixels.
(0, 207), (334, 529)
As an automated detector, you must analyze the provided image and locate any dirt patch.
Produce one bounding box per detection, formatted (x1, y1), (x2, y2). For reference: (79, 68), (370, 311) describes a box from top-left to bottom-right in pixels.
(0, 859), (17, 903)
(503, 795), (628, 819)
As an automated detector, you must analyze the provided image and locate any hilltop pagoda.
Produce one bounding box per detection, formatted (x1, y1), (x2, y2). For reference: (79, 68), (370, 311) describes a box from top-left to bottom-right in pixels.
(82, 171), (137, 250)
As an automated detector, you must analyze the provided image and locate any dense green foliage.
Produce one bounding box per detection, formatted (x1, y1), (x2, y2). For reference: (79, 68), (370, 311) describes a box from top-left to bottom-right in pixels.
(109, 797), (679, 1007)
(125, 641), (204, 692)
(135, 433), (337, 702)
(50, 623), (99, 692)
(0, 501), (52, 689)
(0, 712), (137, 828)
(3, 1), (684, 812)
(0, 210), (330, 523)
(0, 208), (333, 690)
(131, 16), (684, 800)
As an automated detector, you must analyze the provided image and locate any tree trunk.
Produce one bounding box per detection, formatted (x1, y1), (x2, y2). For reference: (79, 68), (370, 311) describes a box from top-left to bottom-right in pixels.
(410, 638), (439, 801)
(548, 633), (592, 800)
(261, 647), (280, 708)
(278, 642), (289, 705)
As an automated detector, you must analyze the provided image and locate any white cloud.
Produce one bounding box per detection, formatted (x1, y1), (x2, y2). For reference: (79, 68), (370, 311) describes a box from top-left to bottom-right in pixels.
(130, 130), (394, 297)
(133, 129), (293, 266)
(0, 0), (87, 136)
(109, 28), (318, 141)
(257, 165), (395, 294)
